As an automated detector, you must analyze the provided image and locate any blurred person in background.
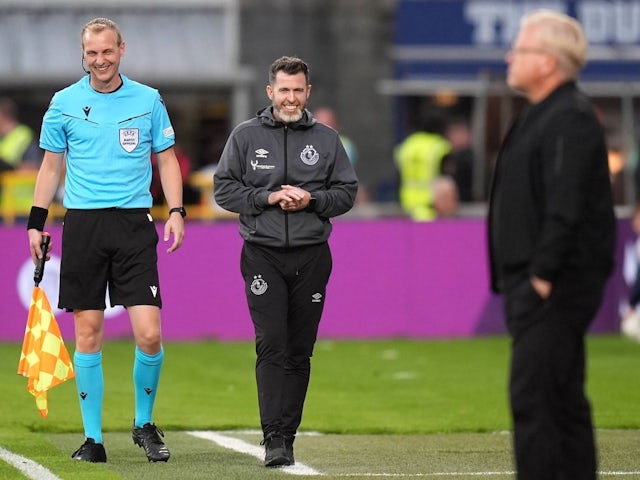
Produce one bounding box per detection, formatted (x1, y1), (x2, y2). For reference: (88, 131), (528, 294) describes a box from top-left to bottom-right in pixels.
(26, 17), (185, 464)
(394, 111), (451, 221)
(431, 175), (459, 218)
(150, 144), (200, 206)
(313, 107), (358, 165)
(214, 56), (357, 468)
(621, 203), (640, 341)
(0, 97), (43, 171)
(488, 10), (615, 480)
(313, 106), (370, 205)
(442, 118), (474, 202)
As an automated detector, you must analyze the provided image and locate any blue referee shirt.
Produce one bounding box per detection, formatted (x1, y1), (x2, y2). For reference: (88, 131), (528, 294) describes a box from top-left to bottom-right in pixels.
(40, 74), (175, 209)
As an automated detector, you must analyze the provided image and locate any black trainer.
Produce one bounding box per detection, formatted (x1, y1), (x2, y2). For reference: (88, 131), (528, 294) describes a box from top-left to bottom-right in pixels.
(132, 422), (170, 462)
(261, 432), (291, 467)
(284, 435), (295, 465)
(71, 438), (107, 463)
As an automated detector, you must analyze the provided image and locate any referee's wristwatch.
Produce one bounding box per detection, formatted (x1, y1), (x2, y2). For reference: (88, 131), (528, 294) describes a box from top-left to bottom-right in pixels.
(169, 206), (187, 218)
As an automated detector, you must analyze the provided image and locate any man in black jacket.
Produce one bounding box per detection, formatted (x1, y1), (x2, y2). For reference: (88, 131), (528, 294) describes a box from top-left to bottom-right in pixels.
(214, 56), (358, 467)
(488, 10), (615, 480)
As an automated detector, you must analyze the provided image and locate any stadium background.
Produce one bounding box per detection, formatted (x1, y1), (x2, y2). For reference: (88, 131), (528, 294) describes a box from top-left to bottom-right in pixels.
(2, 0), (640, 340)
(3, 3), (640, 477)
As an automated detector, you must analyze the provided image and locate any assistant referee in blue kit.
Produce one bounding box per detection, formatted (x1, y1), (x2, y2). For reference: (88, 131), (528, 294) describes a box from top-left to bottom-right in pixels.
(26, 17), (185, 464)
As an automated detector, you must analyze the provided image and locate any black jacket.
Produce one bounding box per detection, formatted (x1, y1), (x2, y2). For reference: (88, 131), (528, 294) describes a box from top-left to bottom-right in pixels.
(214, 107), (358, 248)
(488, 82), (615, 293)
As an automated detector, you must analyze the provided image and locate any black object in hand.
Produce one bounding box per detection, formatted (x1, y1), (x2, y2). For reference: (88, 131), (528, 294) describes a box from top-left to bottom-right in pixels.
(34, 232), (51, 286)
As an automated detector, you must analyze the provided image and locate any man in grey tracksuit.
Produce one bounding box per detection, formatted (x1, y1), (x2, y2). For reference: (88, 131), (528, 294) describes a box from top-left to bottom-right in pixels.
(214, 56), (358, 467)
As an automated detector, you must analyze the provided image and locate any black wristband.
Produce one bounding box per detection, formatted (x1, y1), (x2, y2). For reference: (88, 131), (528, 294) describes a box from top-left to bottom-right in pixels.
(27, 206), (48, 231)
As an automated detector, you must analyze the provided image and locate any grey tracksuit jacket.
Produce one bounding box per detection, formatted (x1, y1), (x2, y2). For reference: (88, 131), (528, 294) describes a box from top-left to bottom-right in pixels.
(214, 106), (358, 248)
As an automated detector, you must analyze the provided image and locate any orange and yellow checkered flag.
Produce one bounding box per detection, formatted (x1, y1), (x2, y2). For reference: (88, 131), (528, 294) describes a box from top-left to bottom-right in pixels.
(17, 286), (75, 419)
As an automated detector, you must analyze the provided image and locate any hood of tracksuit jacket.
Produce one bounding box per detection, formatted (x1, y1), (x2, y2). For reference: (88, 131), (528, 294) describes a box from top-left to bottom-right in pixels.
(256, 105), (316, 130)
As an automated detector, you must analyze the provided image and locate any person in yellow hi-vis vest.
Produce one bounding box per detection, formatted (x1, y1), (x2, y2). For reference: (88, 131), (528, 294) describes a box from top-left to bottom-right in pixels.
(395, 113), (451, 221)
(0, 98), (41, 172)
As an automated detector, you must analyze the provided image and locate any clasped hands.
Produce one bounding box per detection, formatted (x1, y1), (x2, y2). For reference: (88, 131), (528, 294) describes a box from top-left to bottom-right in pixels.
(268, 185), (311, 212)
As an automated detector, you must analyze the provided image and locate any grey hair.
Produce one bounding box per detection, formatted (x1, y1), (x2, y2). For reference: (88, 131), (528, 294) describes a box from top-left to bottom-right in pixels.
(521, 9), (587, 79)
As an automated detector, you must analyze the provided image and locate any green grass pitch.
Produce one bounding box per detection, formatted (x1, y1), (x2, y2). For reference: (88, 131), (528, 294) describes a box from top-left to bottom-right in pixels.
(1, 335), (639, 478)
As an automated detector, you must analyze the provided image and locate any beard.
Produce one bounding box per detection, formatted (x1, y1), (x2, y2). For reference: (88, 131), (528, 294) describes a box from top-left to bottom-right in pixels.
(275, 106), (303, 123)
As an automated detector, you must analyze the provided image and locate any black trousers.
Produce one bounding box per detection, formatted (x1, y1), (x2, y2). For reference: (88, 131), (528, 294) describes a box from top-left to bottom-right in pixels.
(240, 241), (332, 438)
(503, 273), (607, 480)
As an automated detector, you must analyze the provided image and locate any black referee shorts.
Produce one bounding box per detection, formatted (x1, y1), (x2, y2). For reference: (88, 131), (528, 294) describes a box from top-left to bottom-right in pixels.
(59, 208), (162, 311)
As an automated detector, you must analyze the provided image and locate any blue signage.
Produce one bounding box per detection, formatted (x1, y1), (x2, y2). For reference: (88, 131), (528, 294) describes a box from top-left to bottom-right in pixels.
(395, 0), (640, 81)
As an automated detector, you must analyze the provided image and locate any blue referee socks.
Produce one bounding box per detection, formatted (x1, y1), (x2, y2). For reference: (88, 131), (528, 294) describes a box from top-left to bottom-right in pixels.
(133, 346), (164, 428)
(74, 351), (104, 444)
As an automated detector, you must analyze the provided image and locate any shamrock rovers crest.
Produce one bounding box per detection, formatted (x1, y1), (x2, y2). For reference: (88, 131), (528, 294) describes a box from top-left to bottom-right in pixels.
(300, 145), (319, 165)
(250, 275), (268, 295)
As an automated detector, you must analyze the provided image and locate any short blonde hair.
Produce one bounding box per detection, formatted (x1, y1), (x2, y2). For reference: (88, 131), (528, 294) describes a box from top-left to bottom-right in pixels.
(522, 10), (587, 79)
(81, 18), (123, 48)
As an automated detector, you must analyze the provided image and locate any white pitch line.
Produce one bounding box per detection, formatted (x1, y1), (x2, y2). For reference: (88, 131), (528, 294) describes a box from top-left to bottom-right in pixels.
(600, 473), (640, 477)
(333, 471), (640, 477)
(0, 445), (63, 480)
(186, 432), (640, 478)
(3, 434), (640, 479)
(186, 430), (322, 476)
(336, 474), (515, 478)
